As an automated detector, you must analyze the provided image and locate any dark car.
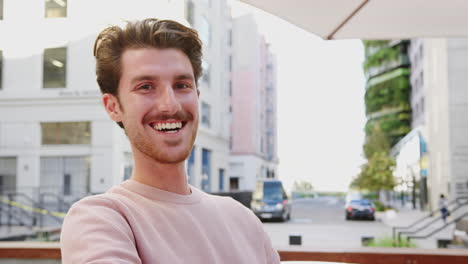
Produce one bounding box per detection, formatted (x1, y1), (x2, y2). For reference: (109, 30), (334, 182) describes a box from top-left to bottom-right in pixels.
(251, 180), (291, 222)
(345, 199), (375, 220)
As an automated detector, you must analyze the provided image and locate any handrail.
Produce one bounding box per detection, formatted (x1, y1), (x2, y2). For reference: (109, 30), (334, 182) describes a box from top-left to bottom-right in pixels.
(408, 211), (468, 242)
(397, 200), (468, 245)
(392, 196), (468, 242)
(39, 192), (72, 212)
(0, 203), (30, 227)
(0, 194), (64, 229)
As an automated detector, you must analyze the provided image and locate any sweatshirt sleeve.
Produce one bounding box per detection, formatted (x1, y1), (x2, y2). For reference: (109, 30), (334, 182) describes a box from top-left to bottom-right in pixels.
(256, 216), (281, 263)
(60, 195), (141, 264)
(262, 226), (281, 263)
(239, 202), (281, 263)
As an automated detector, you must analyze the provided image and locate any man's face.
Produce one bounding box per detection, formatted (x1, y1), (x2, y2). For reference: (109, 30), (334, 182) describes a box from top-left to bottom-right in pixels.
(103, 48), (199, 164)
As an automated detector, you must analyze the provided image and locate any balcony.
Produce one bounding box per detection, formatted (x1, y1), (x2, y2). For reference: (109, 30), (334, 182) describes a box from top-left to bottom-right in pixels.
(365, 54), (410, 80)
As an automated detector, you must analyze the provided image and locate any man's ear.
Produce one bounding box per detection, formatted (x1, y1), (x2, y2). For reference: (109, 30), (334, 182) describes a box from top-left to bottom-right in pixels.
(102, 93), (123, 123)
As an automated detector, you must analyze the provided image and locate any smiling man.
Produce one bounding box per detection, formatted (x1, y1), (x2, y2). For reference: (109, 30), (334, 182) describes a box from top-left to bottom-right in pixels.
(60, 19), (280, 263)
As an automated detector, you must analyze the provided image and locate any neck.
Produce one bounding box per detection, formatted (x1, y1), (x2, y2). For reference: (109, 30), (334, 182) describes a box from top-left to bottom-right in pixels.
(130, 149), (190, 195)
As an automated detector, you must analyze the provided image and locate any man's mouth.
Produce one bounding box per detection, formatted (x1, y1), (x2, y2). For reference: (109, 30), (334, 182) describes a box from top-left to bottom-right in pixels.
(150, 121), (187, 134)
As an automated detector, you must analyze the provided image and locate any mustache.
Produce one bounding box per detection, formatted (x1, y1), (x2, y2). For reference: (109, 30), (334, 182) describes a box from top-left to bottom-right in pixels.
(144, 110), (194, 122)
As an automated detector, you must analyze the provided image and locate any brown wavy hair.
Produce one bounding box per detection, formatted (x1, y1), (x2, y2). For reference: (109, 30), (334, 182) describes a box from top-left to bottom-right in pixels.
(93, 18), (203, 128)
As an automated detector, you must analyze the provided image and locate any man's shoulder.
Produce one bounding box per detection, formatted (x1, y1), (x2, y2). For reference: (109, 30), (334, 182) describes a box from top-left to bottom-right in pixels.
(203, 192), (244, 208)
(202, 192), (258, 220)
(65, 185), (131, 220)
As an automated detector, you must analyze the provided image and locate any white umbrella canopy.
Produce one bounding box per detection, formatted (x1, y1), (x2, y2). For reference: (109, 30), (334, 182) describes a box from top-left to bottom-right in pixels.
(240, 0), (468, 40)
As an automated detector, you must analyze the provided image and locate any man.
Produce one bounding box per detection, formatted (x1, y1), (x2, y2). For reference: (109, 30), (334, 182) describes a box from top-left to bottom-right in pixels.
(439, 194), (449, 223)
(60, 19), (280, 263)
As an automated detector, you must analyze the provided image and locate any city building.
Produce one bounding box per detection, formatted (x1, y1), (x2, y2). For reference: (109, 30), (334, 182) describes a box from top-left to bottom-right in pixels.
(389, 39), (429, 210)
(229, 14), (279, 191)
(418, 39), (468, 210)
(393, 38), (468, 211)
(362, 40), (413, 205)
(0, 0), (232, 206)
(184, 0), (232, 192)
(363, 40), (411, 147)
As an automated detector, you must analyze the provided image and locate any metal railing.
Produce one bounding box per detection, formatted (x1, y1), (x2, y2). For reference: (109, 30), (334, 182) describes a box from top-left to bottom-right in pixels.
(392, 196), (468, 246)
(407, 211), (468, 243)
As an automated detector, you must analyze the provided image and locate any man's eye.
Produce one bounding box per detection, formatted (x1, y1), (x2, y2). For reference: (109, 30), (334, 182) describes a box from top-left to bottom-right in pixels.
(139, 83), (153, 90)
(175, 83), (189, 89)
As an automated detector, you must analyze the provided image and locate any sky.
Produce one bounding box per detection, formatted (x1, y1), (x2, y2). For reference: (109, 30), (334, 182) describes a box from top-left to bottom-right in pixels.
(230, 1), (367, 192)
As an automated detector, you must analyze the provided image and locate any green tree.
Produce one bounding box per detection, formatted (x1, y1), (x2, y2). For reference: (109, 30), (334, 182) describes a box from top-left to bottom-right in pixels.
(352, 152), (396, 197)
(292, 180), (314, 193)
(363, 125), (390, 159)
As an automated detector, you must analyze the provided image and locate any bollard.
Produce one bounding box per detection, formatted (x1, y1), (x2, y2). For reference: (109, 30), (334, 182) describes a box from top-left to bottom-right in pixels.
(361, 236), (374, 246)
(289, 234), (302, 245)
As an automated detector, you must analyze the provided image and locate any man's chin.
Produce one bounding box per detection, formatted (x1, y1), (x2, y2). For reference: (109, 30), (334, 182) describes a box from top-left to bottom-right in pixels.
(149, 149), (191, 164)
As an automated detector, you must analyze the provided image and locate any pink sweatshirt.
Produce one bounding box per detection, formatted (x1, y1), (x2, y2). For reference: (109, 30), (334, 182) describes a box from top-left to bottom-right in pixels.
(60, 180), (280, 263)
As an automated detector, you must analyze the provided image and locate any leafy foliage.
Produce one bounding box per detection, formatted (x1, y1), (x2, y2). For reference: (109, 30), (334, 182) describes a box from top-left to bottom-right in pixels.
(367, 236), (417, 248)
(352, 152), (396, 193)
(292, 180), (314, 193)
(363, 46), (400, 70)
(365, 73), (411, 114)
(354, 39), (411, 194)
(365, 111), (411, 146)
(363, 125), (390, 159)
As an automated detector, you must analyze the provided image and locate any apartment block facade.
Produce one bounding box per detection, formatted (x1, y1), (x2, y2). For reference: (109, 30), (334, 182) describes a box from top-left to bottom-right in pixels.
(229, 14), (278, 191)
(419, 39), (468, 210)
(0, 0), (232, 203)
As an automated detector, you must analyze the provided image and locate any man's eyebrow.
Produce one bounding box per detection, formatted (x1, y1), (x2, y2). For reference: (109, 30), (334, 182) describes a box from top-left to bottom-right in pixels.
(174, 74), (195, 81)
(130, 75), (159, 84)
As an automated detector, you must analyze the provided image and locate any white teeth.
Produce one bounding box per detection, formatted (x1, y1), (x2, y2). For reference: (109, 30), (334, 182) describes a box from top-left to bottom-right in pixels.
(152, 122), (183, 131)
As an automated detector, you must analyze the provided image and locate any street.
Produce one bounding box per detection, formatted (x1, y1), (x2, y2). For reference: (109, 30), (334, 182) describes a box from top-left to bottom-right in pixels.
(262, 196), (391, 249)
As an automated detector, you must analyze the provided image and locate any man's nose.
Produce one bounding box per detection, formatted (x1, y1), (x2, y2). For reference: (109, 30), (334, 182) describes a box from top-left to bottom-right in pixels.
(157, 84), (181, 114)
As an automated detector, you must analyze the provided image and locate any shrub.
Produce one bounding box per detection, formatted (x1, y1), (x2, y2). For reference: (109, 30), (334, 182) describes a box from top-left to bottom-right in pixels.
(367, 236), (417, 248)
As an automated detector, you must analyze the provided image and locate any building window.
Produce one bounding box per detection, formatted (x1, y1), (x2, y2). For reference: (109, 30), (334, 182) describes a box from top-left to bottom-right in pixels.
(201, 148), (211, 192)
(40, 156), (90, 196)
(0, 0), (3, 20)
(123, 152), (133, 181)
(187, 147), (195, 185)
(421, 97), (425, 113)
(0, 50), (3, 90)
(63, 173), (71, 195)
(0, 157), (17, 193)
(230, 177), (239, 191)
(420, 71), (424, 88)
(228, 55), (232, 72)
(43, 47), (66, 88)
(202, 60), (210, 86)
(198, 16), (211, 46)
(185, 0), (194, 25)
(219, 169), (225, 191)
(201, 102), (211, 128)
(228, 80), (232, 96)
(41, 122), (91, 145)
(45, 0), (67, 18)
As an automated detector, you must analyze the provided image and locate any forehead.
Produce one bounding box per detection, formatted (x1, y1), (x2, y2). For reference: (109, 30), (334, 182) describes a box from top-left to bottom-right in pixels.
(119, 48), (194, 80)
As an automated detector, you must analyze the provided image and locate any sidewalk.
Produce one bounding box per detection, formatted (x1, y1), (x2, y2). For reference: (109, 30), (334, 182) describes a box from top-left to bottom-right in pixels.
(376, 208), (455, 249)
(376, 207), (426, 227)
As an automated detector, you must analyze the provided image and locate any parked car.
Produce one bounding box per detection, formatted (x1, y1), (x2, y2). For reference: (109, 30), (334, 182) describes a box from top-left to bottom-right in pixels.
(251, 180), (291, 222)
(345, 199), (375, 221)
